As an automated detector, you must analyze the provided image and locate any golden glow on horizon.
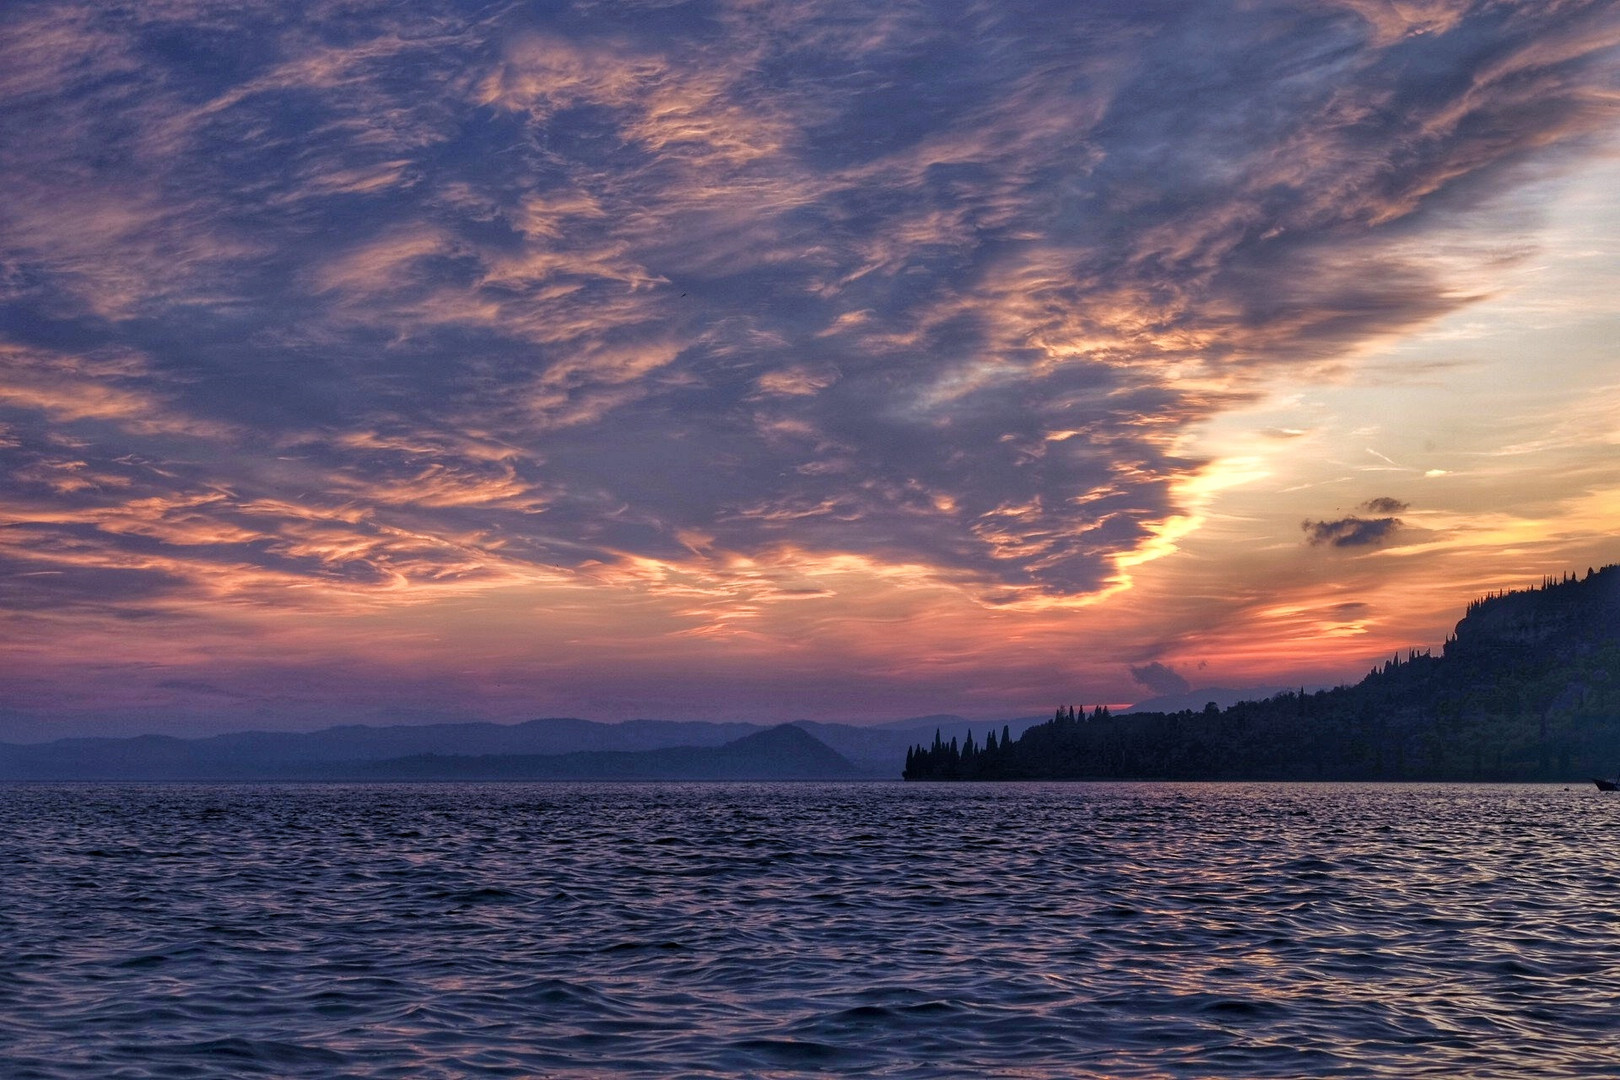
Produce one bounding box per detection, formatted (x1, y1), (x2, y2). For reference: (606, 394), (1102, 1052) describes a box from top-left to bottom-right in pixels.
(1080, 454), (1273, 609)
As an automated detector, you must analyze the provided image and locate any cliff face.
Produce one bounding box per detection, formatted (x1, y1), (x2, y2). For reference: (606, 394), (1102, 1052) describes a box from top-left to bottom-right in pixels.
(1447, 566), (1620, 657)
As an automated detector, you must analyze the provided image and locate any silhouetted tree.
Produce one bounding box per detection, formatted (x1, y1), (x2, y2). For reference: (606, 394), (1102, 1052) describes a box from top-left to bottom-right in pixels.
(905, 565), (1620, 782)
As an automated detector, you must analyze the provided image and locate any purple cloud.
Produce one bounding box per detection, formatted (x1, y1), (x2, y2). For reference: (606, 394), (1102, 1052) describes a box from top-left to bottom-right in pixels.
(0, 0), (1615, 707)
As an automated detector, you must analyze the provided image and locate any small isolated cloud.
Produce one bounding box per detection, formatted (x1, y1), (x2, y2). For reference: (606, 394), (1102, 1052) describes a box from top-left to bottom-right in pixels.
(1303, 495), (1409, 547)
(1302, 516), (1402, 548)
(1130, 661), (1190, 696)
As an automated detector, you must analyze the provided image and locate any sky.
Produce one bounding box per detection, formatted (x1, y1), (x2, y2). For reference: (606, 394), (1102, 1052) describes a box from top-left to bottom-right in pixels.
(2, 0), (1619, 740)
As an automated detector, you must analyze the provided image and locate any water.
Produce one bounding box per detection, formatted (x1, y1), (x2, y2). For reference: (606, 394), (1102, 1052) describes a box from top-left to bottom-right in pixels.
(2, 782), (1618, 1078)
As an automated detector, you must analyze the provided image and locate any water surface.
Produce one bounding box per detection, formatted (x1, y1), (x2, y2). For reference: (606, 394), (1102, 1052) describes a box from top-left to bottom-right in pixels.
(3, 782), (1618, 1077)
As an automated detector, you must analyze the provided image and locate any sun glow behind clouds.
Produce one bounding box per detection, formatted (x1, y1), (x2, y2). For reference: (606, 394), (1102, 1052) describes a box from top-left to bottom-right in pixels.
(1126, 146), (1620, 689)
(1, 0), (1618, 734)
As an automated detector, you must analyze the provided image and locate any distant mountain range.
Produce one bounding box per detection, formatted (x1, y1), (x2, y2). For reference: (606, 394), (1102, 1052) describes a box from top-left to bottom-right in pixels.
(0, 713), (1048, 782)
(0, 677), (1324, 785)
(354, 724), (860, 781)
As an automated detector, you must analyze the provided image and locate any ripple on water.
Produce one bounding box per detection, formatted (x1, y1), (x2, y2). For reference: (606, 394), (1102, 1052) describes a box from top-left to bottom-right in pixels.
(4, 781), (1620, 1078)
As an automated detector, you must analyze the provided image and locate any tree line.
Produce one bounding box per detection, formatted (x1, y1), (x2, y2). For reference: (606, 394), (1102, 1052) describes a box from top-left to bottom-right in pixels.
(906, 565), (1620, 782)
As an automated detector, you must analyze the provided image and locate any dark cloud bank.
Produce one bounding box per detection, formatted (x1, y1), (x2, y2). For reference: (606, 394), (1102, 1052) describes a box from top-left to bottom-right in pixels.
(1, 0), (1616, 614)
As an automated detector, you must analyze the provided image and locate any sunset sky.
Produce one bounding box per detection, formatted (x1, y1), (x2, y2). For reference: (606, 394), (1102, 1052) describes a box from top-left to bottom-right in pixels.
(3, 0), (1618, 739)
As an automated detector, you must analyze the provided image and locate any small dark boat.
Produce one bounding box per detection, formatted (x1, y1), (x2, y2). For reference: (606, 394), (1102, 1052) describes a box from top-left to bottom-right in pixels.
(1593, 777), (1619, 792)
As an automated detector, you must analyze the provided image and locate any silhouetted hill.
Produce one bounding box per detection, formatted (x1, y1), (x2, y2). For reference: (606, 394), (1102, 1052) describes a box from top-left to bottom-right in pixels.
(354, 724), (859, 780)
(908, 564), (1620, 782)
(190, 716), (762, 759)
(0, 719), (868, 781)
(0, 712), (1048, 780)
(0, 717), (756, 781)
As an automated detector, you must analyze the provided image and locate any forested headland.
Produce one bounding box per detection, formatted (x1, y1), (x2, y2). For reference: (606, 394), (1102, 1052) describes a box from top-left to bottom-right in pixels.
(906, 565), (1620, 782)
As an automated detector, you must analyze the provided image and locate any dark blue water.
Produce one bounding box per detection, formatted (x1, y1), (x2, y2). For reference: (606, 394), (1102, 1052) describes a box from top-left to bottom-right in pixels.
(3, 782), (1618, 1078)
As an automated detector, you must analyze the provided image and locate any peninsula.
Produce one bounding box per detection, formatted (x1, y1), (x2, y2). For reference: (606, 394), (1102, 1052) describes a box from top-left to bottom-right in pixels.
(907, 565), (1620, 782)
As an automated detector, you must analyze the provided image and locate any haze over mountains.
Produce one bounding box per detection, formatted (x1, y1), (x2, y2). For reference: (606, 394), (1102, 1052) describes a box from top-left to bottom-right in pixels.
(0, 683), (1312, 781)
(0, 714), (1056, 781)
(357, 725), (861, 781)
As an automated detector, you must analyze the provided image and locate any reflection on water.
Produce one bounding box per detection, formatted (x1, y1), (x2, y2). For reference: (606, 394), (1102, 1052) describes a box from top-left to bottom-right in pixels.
(3, 782), (1619, 1078)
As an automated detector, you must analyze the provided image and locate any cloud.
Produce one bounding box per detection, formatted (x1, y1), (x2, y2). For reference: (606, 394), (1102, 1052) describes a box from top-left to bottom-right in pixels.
(1302, 516), (1404, 548)
(1130, 661), (1192, 696)
(1301, 495), (1412, 546)
(2, 0), (1617, 708)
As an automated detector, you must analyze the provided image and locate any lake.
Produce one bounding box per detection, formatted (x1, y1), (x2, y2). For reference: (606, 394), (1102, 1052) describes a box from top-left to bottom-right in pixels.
(3, 781), (1618, 1078)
